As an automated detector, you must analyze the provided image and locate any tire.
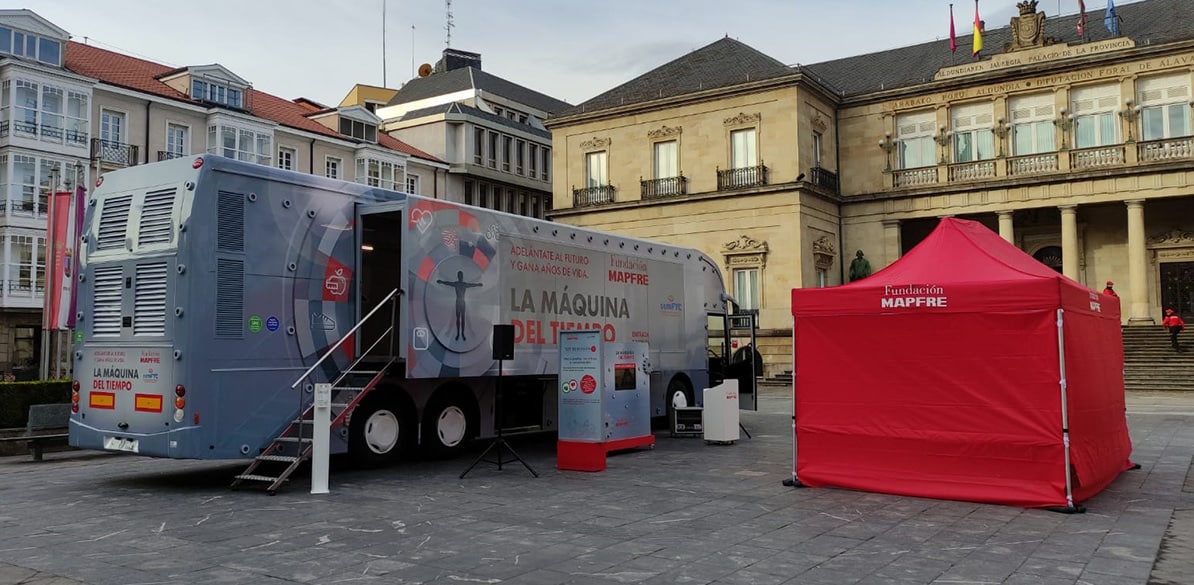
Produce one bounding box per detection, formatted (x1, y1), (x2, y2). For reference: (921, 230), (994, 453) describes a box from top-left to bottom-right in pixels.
(348, 397), (412, 468)
(421, 390), (477, 459)
(662, 377), (693, 429)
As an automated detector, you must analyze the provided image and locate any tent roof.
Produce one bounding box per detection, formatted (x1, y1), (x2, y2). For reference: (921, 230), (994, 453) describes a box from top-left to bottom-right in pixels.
(793, 218), (1113, 317)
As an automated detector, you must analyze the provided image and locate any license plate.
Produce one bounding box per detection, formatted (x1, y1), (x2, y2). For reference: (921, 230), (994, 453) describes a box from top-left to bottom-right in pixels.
(103, 436), (139, 453)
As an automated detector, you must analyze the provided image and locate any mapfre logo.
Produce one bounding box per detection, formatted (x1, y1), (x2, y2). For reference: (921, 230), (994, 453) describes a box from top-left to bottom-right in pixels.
(881, 284), (949, 309)
(1089, 292), (1102, 313)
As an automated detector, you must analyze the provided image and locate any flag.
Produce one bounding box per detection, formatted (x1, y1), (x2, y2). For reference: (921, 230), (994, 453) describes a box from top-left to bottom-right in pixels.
(949, 4), (957, 53)
(1105, 0), (1119, 36)
(972, 0), (983, 57)
(44, 191), (75, 331)
(1077, 0), (1087, 37)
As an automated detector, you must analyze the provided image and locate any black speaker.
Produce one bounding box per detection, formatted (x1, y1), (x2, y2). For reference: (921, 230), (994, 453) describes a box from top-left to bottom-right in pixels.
(492, 324), (515, 360)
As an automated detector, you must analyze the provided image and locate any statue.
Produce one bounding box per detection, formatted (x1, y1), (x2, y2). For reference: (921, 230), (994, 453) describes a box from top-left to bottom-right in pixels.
(848, 250), (872, 282)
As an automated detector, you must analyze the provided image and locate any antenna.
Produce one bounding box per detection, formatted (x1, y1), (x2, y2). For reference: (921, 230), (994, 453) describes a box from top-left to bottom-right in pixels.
(411, 25), (415, 81)
(381, 0), (387, 87)
(445, 0), (454, 48)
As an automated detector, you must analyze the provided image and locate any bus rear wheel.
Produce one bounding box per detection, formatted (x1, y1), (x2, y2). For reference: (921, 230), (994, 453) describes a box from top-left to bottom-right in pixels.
(422, 390), (477, 458)
(348, 397), (413, 468)
(665, 377), (693, 426)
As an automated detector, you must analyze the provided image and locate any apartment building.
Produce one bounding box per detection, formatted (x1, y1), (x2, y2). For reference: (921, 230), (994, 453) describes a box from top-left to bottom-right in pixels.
(363, 48), (571, 219)
(546, 0), (1194, 376)
(0, 9), (445, 376)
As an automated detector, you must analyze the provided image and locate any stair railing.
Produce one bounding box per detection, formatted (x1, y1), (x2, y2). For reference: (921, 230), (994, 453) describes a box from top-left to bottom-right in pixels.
(288, 288), (402, 444)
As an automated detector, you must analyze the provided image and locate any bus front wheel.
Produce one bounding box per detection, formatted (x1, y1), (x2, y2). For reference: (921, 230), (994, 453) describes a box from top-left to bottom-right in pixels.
(421, 389), (477, 458)
(348, 396), (413, 468)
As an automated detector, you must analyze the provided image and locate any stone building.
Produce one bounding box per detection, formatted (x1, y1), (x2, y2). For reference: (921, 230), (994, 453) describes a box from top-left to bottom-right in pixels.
(545, 0), (1194, 377)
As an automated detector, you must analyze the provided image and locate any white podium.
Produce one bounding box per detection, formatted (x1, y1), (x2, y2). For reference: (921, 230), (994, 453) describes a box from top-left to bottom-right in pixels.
(702, 379), (740, 444)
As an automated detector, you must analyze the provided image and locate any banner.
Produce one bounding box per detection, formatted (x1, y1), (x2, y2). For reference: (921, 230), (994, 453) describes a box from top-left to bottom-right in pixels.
(43, 190), (75, 330)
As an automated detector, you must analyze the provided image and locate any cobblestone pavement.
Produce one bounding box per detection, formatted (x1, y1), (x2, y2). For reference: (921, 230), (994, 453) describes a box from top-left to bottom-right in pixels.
(1, 388), (1192, 585)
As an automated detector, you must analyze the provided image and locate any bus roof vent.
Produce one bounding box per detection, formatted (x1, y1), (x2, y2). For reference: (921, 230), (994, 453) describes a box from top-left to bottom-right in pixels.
(96, 195), (133, 251)
(92, 266), (123, 337)
(137, 189), (176, 247)
(217, 191), (244, 252)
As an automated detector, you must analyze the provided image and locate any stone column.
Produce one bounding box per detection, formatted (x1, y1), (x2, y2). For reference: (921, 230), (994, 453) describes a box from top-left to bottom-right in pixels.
(1059, 205), (1079, 281)
(882, 219), (902, 267)
(1125, 199), (1154, 324)
(997, 211), (1015, 243)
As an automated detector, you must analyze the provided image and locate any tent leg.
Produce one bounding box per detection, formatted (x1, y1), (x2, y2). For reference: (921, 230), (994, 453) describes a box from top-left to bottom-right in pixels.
(782, 477), (806, 488)
(1056, 309), (1077, 510)
(1129, 463), (1142, 470)
(1045, 505), (1087, 514)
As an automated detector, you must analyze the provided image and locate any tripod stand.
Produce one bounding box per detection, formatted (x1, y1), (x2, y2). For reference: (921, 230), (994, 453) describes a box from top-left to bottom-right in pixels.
(461, 325), (538, 479)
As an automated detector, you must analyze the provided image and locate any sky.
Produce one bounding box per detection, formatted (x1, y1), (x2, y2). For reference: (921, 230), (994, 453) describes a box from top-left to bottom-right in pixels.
(20, 0), (1138, 109)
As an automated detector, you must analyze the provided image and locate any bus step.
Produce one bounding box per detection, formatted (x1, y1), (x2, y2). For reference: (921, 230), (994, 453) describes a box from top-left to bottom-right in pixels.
(256, 455), (300, 463)
(235, 474), (282, 483)
(291, 419), (314, 425)
(335, 387), (366, 392)
(275, 437), (313, 443)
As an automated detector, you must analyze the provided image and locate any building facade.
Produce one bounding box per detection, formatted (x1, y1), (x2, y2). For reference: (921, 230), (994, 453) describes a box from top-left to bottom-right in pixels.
(547, 0), (1194, 377)
(369, 48), (571, 219)
(0, 9), (446, 377)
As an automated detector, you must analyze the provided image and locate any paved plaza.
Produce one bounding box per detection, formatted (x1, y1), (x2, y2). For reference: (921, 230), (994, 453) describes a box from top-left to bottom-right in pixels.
(1, 388), (1192, 585)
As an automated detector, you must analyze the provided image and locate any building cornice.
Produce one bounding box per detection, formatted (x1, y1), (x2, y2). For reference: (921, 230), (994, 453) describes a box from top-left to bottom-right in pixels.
(548, 181), (839, 220)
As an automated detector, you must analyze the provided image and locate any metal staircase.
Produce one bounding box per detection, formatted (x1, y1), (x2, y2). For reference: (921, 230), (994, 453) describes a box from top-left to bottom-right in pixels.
(231, 288), (401, 494)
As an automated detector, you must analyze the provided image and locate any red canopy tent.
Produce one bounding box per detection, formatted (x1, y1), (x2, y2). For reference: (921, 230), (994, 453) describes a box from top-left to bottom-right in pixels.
(790, 218), (1134, 510)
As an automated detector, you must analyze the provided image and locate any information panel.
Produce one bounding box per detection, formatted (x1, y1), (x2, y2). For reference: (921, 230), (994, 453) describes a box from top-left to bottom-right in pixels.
(558, 330), (603, 442)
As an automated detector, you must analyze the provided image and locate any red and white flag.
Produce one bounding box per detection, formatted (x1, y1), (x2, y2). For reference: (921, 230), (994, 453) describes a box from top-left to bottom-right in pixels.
(1077, 0), (1087, 37)
(43, 191), (76, 330)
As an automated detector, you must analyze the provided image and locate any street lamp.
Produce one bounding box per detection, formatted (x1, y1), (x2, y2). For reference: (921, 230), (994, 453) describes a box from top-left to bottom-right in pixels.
(1054, 107), (1075, 150)
(878, 132), (895, 172)
(1119, 99), (1141, 142)
(934, 126), (950, 165)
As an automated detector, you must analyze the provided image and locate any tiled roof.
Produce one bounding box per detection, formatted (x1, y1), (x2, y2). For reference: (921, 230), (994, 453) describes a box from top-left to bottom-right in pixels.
(63, 41), (440, 162)
(555, 37), (795, 118)
(385, 66), (571, 115)
(396, 103), (551, 140)
(805, 0), (1194, 97)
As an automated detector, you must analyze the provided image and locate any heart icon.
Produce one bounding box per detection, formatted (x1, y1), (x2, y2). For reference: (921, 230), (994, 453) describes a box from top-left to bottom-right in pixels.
(411, 208), (433, 233)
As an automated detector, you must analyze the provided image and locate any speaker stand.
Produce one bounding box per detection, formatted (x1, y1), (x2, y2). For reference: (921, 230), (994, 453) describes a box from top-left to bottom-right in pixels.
(460, 357), (538, 479)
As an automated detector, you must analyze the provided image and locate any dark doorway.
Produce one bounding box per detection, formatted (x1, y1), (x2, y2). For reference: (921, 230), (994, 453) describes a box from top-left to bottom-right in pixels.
(358, 210), (404, 358)
(1160, 262), (1194, 321)
(1033, 246), (1063, 273)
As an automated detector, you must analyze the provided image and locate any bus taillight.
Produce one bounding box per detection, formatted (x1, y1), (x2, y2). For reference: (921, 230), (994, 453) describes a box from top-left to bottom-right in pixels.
(71, 380), (80, 413)
(174, 385), (186, 422)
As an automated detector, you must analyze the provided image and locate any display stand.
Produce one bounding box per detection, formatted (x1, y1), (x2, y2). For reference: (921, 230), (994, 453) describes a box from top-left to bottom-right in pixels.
(460, 324), (538, 479)
(557, 331), (654, 471)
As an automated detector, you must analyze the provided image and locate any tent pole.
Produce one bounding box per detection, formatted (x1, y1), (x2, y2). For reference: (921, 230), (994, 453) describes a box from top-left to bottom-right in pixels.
(783, 318), (803, 488)
(1051, 308), (1083, 513)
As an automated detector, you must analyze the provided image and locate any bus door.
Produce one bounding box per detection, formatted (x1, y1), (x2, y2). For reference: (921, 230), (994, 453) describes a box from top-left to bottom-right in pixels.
(726, 311), (759, 411)
(355, 201), (406, 363)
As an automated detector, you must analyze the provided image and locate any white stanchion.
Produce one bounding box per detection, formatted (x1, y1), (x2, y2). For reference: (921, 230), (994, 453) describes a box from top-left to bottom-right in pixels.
(311, 383), (331, 495)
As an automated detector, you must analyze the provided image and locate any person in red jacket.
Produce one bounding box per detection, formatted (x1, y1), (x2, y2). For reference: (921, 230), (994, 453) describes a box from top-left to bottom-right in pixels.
(1163, 309), (1185, 352)
(1103, 280), (1117, 297)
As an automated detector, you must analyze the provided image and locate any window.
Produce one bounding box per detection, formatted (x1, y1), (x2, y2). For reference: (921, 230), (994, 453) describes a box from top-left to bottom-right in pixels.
(13, 326), (37, 372)
(40, 86), (62, 140)
(812, 132), (823, 167)
(540, 147), (550, 181)
(406, 175), (420, 194)
(207, 124), (272, 165)
(528, 144), (539, 178)
(951, 103), (995, 162)
(1072, 84), (1120, 148)
(7, 234), (45, 294)
(463, 180), (475, 206)
(478, 184), (491, 208)
(3, 154), (67, 216)
(1138, 74), (1191, 141)
(585, 151), (608, 188)
(502, 135), (513, 172)
(516, 139), (526, 175)
(355, 157), (403, 191)
(896, 111), (936, 169)
(653, 140), (678, 179)
(12, 154), (36, 214)
(487, 131), (498, 168)
(473, 128), (485, 165)
(730, 128), (757, 169)
(166, 123), (189, 158)
(339, 118), (378, 142)
(325, 156), (341, 179)
(1009, 94), (1056, 155)
(101, 109), (126, 144)
(733, 268), (759, 311)
(528, 195), (540, 218)
(0, 27), (62, 66)
(277, 146), (296, 171)
(191, 78), (243, 109)
(65, 92), (88, 145)
(14, 80), (37, 135)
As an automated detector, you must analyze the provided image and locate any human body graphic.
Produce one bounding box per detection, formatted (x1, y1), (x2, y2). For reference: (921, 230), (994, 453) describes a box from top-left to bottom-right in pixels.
(437, 271), (482, 340)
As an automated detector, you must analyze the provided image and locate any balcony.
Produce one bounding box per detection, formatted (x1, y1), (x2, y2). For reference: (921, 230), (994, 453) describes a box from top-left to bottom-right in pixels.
(641, 175), (687, 200)
(892, 167), (937, 188)
(91, 138), (140, 167)
(40, 124), (63, 140)
(158, 150), (186, 161)
(12, 120), (37, 136)
(1138, 137), (1194, 163)
(64, 129), (89, 147)
(1070, 145), (1125, 170)
(948, 160), (997, 181)
(717, 164), (767, 190)
(573, 185), (615, 207)
(809, 166), (839, 194)
(1007, 153), (1059, 176)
